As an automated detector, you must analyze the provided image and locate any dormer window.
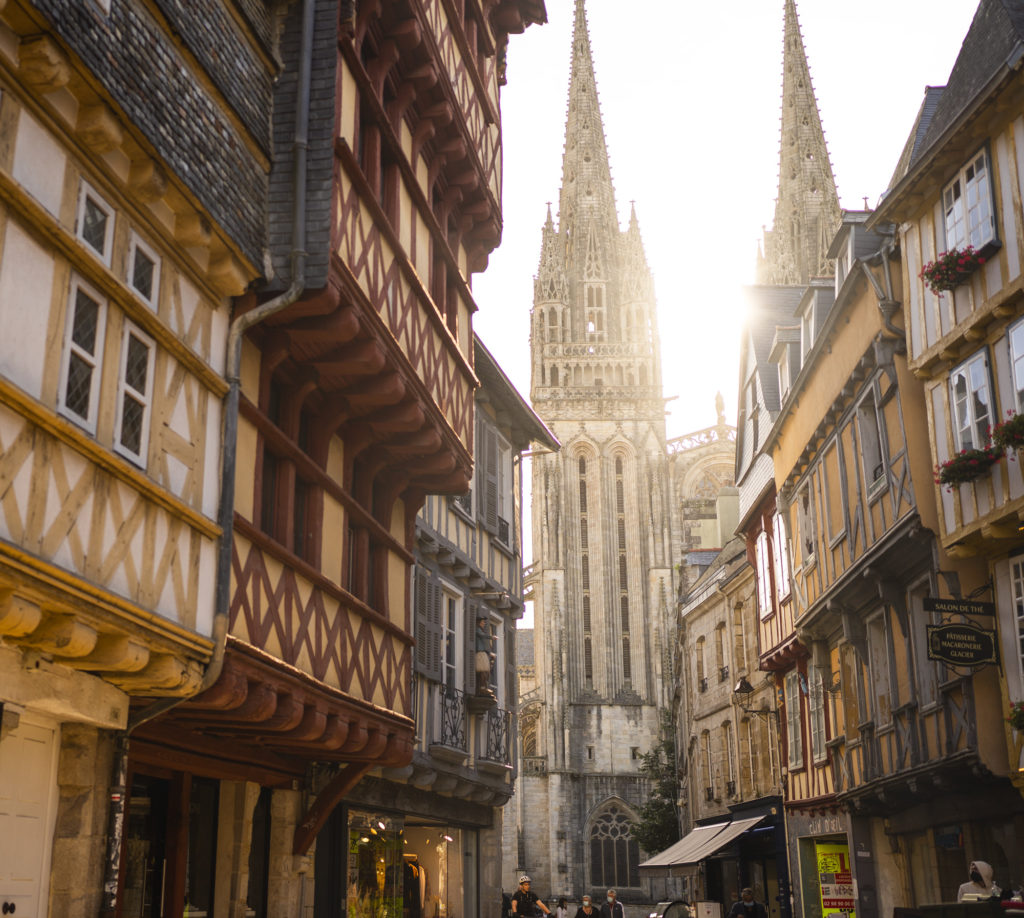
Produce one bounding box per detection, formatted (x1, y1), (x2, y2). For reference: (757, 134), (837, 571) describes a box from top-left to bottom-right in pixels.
(800, 303), (815, 358)
(943, 148), (995, 251)
(778, 347), (791, 399)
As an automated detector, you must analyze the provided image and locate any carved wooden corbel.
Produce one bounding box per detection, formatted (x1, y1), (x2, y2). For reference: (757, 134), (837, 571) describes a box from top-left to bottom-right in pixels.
(834, 600), (867, 662)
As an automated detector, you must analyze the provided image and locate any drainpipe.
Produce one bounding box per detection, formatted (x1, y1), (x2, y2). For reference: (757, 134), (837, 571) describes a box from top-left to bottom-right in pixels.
(98, 0), (314, 911)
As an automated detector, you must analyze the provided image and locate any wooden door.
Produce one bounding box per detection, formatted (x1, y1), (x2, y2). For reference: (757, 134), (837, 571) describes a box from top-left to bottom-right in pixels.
(0, 715), (58, 918)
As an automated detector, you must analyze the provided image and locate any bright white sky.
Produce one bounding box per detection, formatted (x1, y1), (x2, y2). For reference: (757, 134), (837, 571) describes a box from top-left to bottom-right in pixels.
(473, 0), (980, 440)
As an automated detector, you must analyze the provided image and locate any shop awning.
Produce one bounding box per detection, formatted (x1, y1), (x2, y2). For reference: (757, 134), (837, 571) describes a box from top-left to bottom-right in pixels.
(638, 815), (766, 877)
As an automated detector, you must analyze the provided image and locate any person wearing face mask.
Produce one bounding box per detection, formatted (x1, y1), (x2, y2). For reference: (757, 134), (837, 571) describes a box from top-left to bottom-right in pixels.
(574, 895), (597, 918)
(599, 889), (625, 918)
(958, 860), (998, 901)
(727, 888), (768, 918)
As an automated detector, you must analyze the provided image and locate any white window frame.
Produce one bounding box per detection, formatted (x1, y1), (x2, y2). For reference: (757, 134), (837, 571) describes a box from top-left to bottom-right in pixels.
(949, 350), (993, 452)
(1011, 558), (1024, 688)
(128, 233), (161, 310)
(856, 391), (887, 497)
(76, 181), (115, 265)
(943, 147), (995, 252)
(1008, 318), (1024, 414)
(58, 276), (108, 433)
(809, 668), (827, 764)
(800, 300), (815, 358)
(113, 321), (156, 466)
(755, 529), (772, 619)
(441, 588), (462, 691)
(777, 347), (791, 401)
(772, 512), (790, 601)
(784, 671), (803, 770)
(797, 482), (816, 567)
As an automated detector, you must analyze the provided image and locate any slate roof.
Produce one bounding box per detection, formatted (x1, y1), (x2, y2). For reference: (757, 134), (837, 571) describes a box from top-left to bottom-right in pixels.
(680, 537), (749, 607)
(475, 337), (560, 452)
(882, 0), (1024, 206)
(887, 87), (946, 190)
(914, 0), (1024, 163)
(741, 286), (806, 416)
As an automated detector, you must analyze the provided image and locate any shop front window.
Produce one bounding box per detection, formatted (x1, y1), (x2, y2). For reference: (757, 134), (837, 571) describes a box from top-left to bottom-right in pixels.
(346, 811), (470, 918)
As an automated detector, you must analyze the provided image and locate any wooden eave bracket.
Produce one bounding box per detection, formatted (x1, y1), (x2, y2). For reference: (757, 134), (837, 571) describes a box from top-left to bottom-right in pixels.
(293, 762), (372, 855)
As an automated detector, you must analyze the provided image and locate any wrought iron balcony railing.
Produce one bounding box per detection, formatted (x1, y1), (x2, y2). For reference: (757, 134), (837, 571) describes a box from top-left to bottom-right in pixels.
(434, 684), (467, 752)
(482, 706), (512, 765)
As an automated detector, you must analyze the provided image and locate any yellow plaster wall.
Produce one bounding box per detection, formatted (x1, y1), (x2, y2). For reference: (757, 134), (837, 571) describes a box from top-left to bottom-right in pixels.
(772, 279), (884, 482)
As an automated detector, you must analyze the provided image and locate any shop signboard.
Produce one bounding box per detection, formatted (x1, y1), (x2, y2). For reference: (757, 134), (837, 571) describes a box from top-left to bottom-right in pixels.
(816, 842), (856, 918)
(926, 624), (998, 667)
(923, 598), (995, 617)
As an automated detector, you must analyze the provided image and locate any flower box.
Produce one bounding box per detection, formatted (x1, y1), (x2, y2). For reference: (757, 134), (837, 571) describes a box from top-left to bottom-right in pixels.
(934, 446), (1003, 486)
(919, 246), (986, 295)
(1008, 700), (1024, 732)
(991, 411), (1024, 452)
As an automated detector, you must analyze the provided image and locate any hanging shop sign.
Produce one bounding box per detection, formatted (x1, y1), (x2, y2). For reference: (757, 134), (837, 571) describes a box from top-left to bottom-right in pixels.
(923, 598), (995, 617)
(926, 623), (998, 667)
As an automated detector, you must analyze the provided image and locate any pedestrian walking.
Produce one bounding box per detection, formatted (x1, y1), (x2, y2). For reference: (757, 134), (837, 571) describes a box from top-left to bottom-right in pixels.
(555, 897), (570, 918)
(600, 889), (625, 918)
(574, 894), (598, 918)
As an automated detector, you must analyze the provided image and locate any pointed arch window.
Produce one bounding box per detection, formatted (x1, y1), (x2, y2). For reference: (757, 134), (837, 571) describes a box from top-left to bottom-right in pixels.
(588, 805), (640, 889)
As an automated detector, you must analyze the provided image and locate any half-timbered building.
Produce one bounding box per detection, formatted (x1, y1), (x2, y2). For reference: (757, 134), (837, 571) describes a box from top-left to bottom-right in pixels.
(872, 0), (1024, 817)
(122, 1), (547, 917)
(764, 206), (1019, 914)
(340, 336), (556, 918)
(0, 0), (267, 913)
(0, 0), (545, 914)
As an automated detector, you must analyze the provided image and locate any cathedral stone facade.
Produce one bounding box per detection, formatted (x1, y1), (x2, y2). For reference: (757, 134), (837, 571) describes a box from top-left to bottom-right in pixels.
(504, 0), (733, 902)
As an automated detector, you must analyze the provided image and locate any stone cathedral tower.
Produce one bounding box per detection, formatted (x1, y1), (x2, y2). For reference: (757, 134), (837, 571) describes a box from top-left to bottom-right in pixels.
(757, 0), (842, 284)
(513, 0), (676, 901)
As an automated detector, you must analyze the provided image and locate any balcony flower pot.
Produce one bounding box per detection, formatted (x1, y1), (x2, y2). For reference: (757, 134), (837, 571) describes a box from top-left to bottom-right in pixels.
(991, 411), (1024, 453)
(919, 245), (986, 295)
(934, 445), (1003, 487)
(1008, 700), (1024, 732)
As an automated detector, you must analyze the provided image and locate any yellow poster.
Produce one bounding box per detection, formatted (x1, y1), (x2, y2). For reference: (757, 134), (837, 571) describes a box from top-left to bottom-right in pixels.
(815, 842), (856, 918)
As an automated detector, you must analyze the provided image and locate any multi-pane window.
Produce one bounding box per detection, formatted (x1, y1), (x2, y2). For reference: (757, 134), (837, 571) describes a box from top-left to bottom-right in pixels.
(797, 484), (816, 563)
(588, 805), (640, 889)
(867, 614), (892, 725)
(1010, 558), (1024, 686)
(114, 323), (155, 465)
(943, 148), (994, 251)
(856, 393), (887, 493)
(259, 380), (320, 566)
(128, 234), (161, 309)
(724, 721), (736, 793)
(59, 278), (107, 432)
(615, 457), (631, 686)
(77, 182), (114, 264)
(442, 593), (459, 690)
(949, 351), (992, 451)
(772, 513), (790, 600)
(784, 671), (803, 770)
(1009, 319), (1024, 412)
(809, 668), (827, 763)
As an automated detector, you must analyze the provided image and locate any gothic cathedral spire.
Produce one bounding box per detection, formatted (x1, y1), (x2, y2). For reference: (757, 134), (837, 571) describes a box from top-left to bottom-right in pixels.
(757, 0), (841, 285)
(531, 0), (661, 423)
(557, 0), (619, 251)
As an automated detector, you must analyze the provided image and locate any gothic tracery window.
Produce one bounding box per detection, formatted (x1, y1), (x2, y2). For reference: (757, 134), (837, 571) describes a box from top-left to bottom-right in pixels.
(589, 804), (641, 889)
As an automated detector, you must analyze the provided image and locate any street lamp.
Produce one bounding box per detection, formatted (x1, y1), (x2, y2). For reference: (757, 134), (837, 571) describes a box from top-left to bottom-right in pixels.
(732, 676), (780, 721)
